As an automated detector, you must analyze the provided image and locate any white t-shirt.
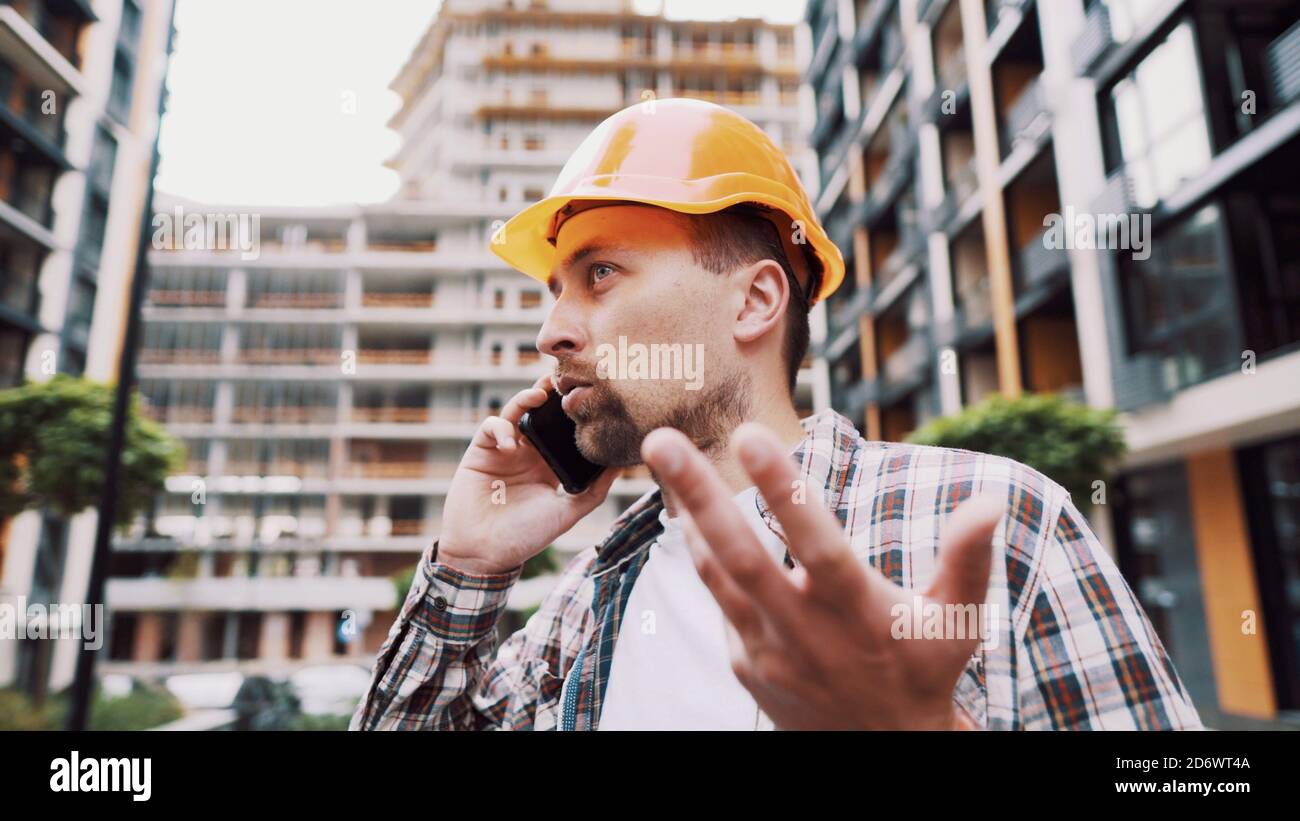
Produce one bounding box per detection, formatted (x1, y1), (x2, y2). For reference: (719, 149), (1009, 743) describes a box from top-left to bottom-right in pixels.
(596, 485), (789, 730)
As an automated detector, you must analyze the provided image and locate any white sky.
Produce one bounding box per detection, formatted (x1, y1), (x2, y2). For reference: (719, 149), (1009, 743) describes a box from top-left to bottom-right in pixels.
(154, 0), (806, 207)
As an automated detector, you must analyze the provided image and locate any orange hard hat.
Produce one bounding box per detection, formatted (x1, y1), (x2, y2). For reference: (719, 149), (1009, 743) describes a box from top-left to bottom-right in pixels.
(488, 97), (846, 305)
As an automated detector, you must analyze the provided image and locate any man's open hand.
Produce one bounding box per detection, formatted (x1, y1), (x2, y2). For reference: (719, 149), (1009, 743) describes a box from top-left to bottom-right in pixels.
(641, 422), (1004, 730)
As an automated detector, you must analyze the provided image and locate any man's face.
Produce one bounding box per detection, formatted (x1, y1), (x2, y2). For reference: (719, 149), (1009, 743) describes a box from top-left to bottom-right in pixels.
(536, 204), (752, 467)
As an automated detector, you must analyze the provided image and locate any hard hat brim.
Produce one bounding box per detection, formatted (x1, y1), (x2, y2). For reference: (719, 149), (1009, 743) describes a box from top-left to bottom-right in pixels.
(489, 172), (846, 304)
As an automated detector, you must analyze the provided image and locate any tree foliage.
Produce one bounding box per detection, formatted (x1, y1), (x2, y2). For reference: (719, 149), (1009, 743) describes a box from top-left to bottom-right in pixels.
(0, 375), (182, 525)
(906, 393), (1126, 506)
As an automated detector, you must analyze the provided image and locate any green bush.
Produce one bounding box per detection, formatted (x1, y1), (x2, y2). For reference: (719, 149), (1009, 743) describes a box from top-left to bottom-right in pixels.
(288, 712), (353, 731)
(906, 393), (1126, 506)
(0, 681), (183, 730)
(0, 375), (183, 525)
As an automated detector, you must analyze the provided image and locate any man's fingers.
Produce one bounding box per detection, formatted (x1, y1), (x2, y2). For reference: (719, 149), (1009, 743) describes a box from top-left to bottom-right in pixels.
(730, 423), (868, 601)
(499, 374), (553, 425)
(925, 494), (1004, 609)
(641, 427), (800, 620)
(472, 415), (518, 451)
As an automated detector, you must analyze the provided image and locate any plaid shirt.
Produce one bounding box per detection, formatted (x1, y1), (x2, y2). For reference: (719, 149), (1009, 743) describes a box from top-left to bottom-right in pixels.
(350, 409), (1203, 731)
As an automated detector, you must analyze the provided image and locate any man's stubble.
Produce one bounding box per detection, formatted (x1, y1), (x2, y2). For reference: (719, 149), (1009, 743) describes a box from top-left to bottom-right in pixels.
(571, 368), (754, 468)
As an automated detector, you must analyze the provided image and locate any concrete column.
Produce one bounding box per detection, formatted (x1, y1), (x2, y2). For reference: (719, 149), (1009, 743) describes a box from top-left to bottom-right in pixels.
(176, 612), (204, 662)
(226, 268), (246, 313)
(303, 611), (336, 660)
(259, 612), (290, 663)
(132, 613), (163, 663)
(959, 0), (1022, 396)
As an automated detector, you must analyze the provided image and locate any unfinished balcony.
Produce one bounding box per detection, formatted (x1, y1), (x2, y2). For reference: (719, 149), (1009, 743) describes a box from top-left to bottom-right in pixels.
(138, 323), (223, 366)
(355, 329), (433, 366)
(232, 382), (337, 426)
(934, 105), (978, 233)
(146, 268), (227, 308)
(992, 10), (1049, 162)
(874, 285), (933, 410)
(137, 380), (217, 425)
(923, 0), (968, 123)
(257, 219), (349, 254)
(860, 98), (916, 225)
(937, 221), (995, 350)
(1017, 287), (1084, 399)
(1004, 148), (1068, 300)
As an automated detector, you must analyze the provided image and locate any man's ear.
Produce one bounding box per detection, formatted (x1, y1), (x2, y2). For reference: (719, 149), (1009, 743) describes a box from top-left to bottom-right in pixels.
(733, 259), (789, 345)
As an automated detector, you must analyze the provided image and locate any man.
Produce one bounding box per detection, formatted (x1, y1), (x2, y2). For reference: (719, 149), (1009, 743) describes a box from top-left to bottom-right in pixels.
(350, 98), (1202, 731)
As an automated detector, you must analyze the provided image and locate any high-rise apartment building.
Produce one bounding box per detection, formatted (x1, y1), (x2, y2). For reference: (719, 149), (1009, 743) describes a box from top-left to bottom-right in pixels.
(807, 0), (1300, 727)
(108, 0), (825, 678)
(0, 0), (177, 695)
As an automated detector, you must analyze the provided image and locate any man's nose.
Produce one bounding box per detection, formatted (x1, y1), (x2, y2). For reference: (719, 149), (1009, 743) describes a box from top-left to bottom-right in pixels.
(535, 298), (587, 358)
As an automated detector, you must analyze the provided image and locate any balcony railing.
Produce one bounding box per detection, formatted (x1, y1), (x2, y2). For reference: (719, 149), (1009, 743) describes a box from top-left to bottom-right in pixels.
(361, 292), (434, 308)
(140, 406), (215, 424)
(390, 519), (424, 536)
(148, 290), (226, 307)
(882, 333), (930, 385)
(1267, 19), (1300, 106)
(249, 293), (342, 309)
(223, 461), (329, 478)
(349, 407), (429, 424)
(347, 462), (429, 479)
(257, 238), (347, 253)
(1072, 0), (1114, 74)
(1016, 230), (1070, 291)
(237, 349), (339, 365)
(138, 350), (221, 365)
(357, 349), (432, 365)
(934, 157), (978, 228)
(936, 46), (967, 92)
(677, 89), (762, 107)
(366, 240), (436, 253)
(1000, 77), (1051, 156)
(672, 43), (760, 65)
(429, 407), (482, 424)
(956, 277), (994, 329)
(231, 406), (336, 424)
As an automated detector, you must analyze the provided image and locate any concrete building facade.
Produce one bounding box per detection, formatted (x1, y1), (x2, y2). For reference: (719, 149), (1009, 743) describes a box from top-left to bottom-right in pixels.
(107, 0), (828, 678)
(0, 0), (177, 694)
(806, 0), (1300, 727)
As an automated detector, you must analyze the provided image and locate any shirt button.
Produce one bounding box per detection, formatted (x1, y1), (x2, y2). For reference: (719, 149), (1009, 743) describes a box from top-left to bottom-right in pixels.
(432, 595), (448, 611)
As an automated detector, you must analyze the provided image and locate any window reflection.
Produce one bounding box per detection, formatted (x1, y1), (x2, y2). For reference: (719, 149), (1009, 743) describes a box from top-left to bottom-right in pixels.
(1105, 21), (1211, 207)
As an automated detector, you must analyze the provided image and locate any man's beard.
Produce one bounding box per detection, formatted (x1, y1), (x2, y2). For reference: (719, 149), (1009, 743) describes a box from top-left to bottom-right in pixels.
(570, 369), (753, 467)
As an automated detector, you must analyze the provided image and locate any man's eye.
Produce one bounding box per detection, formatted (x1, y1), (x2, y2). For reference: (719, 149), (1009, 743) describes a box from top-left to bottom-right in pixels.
(590, 263), (615, 283)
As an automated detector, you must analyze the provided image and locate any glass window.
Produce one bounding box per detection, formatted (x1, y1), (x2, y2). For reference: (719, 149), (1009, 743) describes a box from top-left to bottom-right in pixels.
(1103, 21), (1212, 207)
(1121, 203), (1240, 389)
(1241, 436), (1300, 709)
(1115, 463), (1217, 717)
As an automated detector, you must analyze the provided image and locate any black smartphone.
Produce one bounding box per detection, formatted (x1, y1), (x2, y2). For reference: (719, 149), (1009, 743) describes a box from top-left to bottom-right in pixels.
(518, 389), (604, 494)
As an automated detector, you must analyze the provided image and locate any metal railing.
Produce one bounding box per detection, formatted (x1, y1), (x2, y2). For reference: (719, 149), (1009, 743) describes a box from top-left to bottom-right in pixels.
(1267, 18), (1300, 106)
(1072, 1), (1114, 75)
(1000, 77), (1050, 155)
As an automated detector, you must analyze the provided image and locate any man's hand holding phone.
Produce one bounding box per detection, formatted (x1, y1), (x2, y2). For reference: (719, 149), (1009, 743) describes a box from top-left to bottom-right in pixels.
(436, 374), (618, 576)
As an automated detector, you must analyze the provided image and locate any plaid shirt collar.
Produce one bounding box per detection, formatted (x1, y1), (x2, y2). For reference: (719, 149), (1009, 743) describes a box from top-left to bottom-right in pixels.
(590, 408), (859, 573)
(561, 409), (863, 730)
